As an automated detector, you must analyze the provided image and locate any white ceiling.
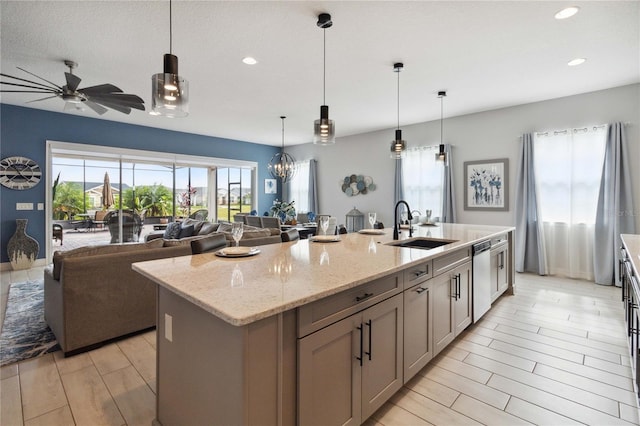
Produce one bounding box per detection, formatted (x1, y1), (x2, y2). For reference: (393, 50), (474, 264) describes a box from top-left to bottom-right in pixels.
(1, 1), (638, 146)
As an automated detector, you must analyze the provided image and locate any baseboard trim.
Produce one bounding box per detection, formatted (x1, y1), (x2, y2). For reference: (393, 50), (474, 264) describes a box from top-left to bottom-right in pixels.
(1, 259), (48, 272)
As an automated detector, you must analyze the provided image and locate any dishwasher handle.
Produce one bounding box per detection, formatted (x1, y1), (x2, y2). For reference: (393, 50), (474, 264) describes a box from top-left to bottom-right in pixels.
(472, 240), (491, 255)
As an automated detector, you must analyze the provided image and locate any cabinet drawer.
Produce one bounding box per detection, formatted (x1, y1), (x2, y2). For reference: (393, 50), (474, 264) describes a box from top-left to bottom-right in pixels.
(404, 261), (432, 290)
(491, 233), (508, 247)
(298, 273), (402, 337)
(433, 247), (471, 277)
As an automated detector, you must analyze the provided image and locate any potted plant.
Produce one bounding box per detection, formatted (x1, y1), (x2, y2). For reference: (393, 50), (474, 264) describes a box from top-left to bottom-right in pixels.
(270, 200), (296, 225)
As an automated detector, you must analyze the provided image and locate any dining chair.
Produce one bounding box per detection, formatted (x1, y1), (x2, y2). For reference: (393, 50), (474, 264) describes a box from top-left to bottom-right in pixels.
(261, 216), (281, 229)
(246, 216), (262, 227)
(281, 229), (300, 242)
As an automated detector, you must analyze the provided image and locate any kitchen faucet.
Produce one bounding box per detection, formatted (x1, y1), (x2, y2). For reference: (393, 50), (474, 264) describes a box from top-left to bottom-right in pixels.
(393, 200), (413, 240)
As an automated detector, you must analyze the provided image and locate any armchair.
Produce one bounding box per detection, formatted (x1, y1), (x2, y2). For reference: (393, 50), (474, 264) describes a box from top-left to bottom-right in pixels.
(105, 210), (143, 243)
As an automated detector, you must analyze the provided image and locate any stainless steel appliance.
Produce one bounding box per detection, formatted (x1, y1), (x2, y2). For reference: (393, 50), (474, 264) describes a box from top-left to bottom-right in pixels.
(472, 240), (492, 322)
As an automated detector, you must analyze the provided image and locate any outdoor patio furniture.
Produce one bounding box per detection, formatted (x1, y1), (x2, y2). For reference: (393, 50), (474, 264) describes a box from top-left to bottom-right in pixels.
(52, 224), (63, 245)
(189, 209), (208, 221)
(104, 210), (143, 243)
(94, 210), (109, 229)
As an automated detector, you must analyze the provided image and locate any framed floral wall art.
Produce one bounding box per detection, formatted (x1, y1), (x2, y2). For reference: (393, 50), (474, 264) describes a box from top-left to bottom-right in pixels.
(464, 158), (509, 211)
(264, 178), (277, 194)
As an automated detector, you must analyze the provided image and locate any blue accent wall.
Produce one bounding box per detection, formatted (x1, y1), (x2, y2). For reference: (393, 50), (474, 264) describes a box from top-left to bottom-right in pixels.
(0, 104), (281, 262)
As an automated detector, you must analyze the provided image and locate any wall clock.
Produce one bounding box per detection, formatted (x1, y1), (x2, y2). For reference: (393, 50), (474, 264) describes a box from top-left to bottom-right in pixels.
(0, 156), (42, 190)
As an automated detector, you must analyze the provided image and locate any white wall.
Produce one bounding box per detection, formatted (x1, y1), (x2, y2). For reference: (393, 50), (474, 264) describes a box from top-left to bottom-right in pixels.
(289, 84), (639, 229)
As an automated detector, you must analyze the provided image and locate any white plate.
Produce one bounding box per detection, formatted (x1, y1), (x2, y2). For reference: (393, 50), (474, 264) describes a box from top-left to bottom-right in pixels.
(358, 229), (385, 235)
(216, 247), (261, 257)
(310, 235), (341, 243)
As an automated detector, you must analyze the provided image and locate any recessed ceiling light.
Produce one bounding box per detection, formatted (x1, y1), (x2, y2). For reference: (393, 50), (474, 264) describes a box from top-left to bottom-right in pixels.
(568, 58), (586, 66)
(242, 57), (258, 65)
(555, 6), (580, 20)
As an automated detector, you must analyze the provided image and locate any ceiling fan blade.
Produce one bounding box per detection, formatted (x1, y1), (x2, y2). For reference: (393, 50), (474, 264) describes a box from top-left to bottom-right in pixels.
(84, 101), (108, 115)
(80, 83), (123, 95)
(92, 99), (132, 114)
(16, 67), (63, 90)
(26, 95), (59, 103)
(86, 93), (145, 110)
(0, 89), (59, 94)
(1, 81), (58, 92)
(64, 72), (81, 92)
(1, 73), (60, 91)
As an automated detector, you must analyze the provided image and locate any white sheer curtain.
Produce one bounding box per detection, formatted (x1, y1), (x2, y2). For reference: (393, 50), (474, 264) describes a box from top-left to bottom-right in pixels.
(288, 160), (310, 212)
(533, 126), (606, 280)
(402, 146), (444, 220)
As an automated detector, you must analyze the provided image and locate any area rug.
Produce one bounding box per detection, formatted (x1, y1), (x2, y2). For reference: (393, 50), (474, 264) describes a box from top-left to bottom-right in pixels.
(0, 280), (60, 366)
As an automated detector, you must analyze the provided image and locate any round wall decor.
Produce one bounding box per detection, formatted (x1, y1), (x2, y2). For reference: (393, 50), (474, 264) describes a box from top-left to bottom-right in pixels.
(340, 174), (375, 196)
(0, 156), (42, 190)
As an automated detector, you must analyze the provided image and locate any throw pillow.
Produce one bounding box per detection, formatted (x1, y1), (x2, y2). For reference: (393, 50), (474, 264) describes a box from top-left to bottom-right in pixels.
(181, 218), (205, 234)
(178, 224), (194, 239)
(218, 222), (234, 233)
(198, 222), (219, 235)
(163, 222), (181, 239)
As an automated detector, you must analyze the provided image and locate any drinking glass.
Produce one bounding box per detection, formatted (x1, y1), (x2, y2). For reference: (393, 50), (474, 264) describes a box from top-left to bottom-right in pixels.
(231, 222), (243, 247)
(320, 216), (329, 236)
(368, 212), (377, 229)
(425, 209), (432, 224)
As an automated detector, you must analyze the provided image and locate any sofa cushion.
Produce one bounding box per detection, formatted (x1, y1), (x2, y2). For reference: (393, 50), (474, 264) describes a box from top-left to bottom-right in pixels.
(163, 235), (206, 247)
(198, 222), (219, 235)
(266, 227), (281, 236)
(163, 222), (182, 239)
(181, 218), (205, 234)
(178, 225), (194, 239)
(52, 238), (164, 280)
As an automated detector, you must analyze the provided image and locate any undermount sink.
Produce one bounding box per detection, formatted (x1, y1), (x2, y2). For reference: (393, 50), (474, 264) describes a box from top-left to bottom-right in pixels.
(387, 237), (458, 250)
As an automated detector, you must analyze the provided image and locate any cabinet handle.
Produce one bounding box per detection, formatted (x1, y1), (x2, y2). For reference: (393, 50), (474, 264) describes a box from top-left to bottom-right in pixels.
(355, 292), (374, 302)
(356, 325), (363, 366)
(451, 276), (457, 300)
(457, 273), (461, 299)
(365, 320), (372, 361)
(415, 286), (427, 294)
(414, 270), (427, 278)
(499, 252), (504, 270)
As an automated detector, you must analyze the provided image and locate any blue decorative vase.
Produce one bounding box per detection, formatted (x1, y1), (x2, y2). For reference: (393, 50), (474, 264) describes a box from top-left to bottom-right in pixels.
(7, 219), (39, 270)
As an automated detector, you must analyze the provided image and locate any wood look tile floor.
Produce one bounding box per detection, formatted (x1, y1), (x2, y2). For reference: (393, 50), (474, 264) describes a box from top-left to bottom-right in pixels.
(1, 271), (639, 425)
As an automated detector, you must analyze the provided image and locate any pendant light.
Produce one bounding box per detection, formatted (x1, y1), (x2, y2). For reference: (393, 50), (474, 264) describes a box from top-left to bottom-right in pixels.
(435, 91), (447, 163)
(390, 63), (406, 159)
(151, 0), (189, 118)
(268, 116), (297, 183)
(313, 13), (335, 145)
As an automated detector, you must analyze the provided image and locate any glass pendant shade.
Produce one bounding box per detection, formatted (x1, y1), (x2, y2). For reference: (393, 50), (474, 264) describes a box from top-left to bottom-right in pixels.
(313, 105), (335, 145)
(152, 54), (189, 117)
(390, 129), (406, 159)
(435, 143), (447, 163)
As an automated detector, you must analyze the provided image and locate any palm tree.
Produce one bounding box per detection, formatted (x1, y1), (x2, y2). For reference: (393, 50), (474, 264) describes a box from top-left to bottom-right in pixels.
(137, 184), (172, 217)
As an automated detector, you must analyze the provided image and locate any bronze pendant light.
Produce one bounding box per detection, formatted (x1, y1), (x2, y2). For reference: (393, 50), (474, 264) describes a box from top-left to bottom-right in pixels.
(313, 13), (335, 145)
(151, 0), (189, 117)
(435, 91), (447, 163)
(390, 63), (406, 159)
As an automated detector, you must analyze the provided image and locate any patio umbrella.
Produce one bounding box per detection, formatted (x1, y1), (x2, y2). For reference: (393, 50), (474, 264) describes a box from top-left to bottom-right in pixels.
(102, 172), (114, 209)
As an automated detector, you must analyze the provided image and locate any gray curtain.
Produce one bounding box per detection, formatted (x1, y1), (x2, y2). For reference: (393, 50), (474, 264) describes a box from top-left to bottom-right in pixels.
(394, 158), (404, 205)
(594, 123), (636, 286)
(441, 144), (456, 223)
(308, 159), (319, 214)
(514, 133), (547, 274)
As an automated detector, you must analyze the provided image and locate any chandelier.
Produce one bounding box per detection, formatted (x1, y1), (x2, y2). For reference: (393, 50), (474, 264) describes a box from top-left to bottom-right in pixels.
(268, 116), (297, 183)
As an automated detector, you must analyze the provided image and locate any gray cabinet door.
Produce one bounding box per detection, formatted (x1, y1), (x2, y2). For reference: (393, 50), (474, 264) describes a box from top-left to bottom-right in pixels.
(403, 281), (433, 382)
(432, 272), (455, 356)
(298, 313), (362, 426)
(497, 246), (509, 294)
(453, 262), (472, 336)
(361, 294), (403, 420)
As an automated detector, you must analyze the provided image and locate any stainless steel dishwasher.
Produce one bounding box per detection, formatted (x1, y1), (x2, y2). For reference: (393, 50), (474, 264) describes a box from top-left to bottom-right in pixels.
(472, 240), (492, 322)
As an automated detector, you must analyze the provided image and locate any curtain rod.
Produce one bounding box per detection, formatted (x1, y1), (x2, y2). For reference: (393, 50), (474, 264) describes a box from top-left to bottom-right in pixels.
(524, 122), (631, 138)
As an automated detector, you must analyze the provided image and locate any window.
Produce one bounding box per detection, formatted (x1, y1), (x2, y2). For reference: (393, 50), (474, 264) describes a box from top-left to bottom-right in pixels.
(533, 126), (606, 279)
(402, 146), (444, 220)
(288, 160), (310, 212)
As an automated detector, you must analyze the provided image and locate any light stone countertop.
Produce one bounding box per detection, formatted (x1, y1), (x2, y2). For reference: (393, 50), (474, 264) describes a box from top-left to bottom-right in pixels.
(133, 223), (514, 326)
(622, 234), (640, 277)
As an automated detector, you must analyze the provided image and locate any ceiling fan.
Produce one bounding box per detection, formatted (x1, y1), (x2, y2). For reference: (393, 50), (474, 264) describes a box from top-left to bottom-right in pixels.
(0, 60), (145, 115)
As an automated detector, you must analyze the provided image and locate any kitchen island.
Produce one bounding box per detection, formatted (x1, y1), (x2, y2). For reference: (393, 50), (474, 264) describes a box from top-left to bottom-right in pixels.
(133, 223), (515, 426)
